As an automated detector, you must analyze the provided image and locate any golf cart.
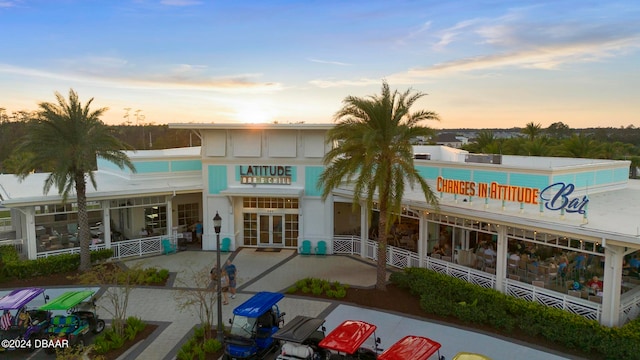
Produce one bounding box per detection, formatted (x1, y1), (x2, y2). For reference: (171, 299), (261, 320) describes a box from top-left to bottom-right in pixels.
(224, 291), (286, 360)
(378, 335), (445, 360)
(273, 315), (327, 360)
(318, 320), (382, 360)
(39, 290), (105, 354)
(452, 353), (492, 360)
(0, 287), (50, 352)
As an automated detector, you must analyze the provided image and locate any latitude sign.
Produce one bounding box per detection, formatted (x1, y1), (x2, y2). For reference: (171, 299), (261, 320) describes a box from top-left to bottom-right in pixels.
(240, 165), (292, 185)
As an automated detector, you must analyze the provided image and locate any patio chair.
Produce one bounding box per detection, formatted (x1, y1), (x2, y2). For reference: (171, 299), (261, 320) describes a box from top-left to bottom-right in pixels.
(314, 240), (327, 256)
(299, 240), (312, 256)
(220, 237), (232, 252)
(161, 238), (177, 255)
(568, 290), (582, 298)
(532, 280), (545, 288)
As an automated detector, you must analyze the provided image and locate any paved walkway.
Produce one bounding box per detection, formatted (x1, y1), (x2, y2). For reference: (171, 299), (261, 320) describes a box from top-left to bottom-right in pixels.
(113, 248), (582, 360)
(1, 248), (585, 359)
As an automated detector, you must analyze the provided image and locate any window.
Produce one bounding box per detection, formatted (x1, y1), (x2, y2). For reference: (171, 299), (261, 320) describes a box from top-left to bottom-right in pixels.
(145, 206), (167, 231)
(178, 203), (200, 228)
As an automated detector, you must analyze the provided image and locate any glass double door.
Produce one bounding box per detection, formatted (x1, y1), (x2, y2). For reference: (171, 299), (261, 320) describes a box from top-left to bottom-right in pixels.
(258, 214), (284, 246)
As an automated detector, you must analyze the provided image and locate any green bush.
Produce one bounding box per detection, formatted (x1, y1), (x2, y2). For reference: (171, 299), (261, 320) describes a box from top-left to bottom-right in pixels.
(390, 267), (640, 359)
(178, 324), (223, 360)
(1, 249), (113, 281)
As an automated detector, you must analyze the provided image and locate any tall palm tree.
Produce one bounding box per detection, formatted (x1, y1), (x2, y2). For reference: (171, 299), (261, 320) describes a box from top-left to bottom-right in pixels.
(522, 122), (542, 141)
(319, 81), (440, 291)
(13, 89), (135, 271)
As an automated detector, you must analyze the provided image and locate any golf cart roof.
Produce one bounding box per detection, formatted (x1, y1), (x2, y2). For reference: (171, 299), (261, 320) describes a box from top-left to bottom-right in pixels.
(378, 335), (442, 360)
(39, 291), (95, 311)
(0, 288), (45, 310)
(452, 352), (493, 360)
(318, 320), (377, 354)
(273, 315), (325, 342)
(233, 291), (284, 317)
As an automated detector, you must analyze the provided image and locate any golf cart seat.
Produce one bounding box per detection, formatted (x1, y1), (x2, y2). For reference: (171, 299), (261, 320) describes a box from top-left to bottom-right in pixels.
(49, 315), (80, 333)
(281, 342), (314, 359)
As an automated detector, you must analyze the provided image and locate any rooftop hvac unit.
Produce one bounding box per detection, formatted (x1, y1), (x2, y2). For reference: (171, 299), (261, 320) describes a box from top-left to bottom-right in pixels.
(465, 154), (502, 164)
(414, 153), (431, 160)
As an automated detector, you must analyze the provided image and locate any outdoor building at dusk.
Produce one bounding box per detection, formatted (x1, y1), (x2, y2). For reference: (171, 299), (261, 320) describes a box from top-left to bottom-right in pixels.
(1, 123), (640, 328)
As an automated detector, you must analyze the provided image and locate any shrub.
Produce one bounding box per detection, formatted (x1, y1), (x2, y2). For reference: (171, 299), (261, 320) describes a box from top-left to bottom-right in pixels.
(390, 267), (640, 359)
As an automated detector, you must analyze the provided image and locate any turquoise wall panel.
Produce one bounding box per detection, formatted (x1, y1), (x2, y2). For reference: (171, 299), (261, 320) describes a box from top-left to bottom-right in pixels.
(208, 165), (228, 195)
(441, 168), (471, 181)
(552, 174), (574, 185)
(134, 161), (170, 173)
(614, 167), (629, 182)
(573, 172), (594, 188)
(509, 173), (549, 189)
(595, 169), (613, 185)
(305, 166), (324, 197)
(171, 160), (202, 172)
(473, 170), (507, 184)
(97, 158), (133, 174)
(416, 166), (439, 180)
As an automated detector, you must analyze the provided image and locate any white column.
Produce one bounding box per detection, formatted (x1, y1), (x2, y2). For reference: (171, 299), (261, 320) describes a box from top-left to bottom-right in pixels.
(102, 201), (111, 249)
(360, 200), (368, 259)
(601, 243), (623, 327)
(24, 207), (37, 260)
(495, 225), (508, 292)
(418, 214), (426, 268)
(165, 195), (173, 238)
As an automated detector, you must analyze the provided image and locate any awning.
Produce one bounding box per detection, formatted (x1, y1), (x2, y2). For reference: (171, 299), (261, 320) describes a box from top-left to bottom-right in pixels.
(220, 186), (304, 197)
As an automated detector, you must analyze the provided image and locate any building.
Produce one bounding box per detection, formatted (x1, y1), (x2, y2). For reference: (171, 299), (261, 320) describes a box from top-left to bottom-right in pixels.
(1, 123), (639, 328)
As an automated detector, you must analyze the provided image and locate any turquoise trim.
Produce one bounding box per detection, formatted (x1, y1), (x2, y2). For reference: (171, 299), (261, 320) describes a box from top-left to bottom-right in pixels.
(441, 168), (471, 181)
(416, 165), (439, 180)
(473, 170), (507, 184)
(208, 165), (228, 195)
(595, 169), (613, 185)
(172, 160), (202, 172)
(134, 161), (170, 173)
(509, 173), (549, 189)
(614, 167), (629, 182)
(97, 158), (133, 174)
(553, 174), (575, 186)
(574, 172), (594, 188)
(305, 166), (324, 197)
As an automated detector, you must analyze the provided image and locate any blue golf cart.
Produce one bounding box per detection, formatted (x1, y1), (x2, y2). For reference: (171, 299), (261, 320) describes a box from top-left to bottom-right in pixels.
(223, 291), (286, 360)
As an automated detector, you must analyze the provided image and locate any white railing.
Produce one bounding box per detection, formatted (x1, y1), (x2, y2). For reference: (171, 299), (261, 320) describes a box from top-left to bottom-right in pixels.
(332, 236), (604, 322)
(36, 235), (175, 260)
(0, 238), (23, 255)
(0, 218), (11, 232)
(619, 286), (640, 324)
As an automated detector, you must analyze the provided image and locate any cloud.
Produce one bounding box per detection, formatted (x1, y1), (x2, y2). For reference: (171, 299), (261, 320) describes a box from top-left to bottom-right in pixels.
(308, 78), (381, 88)
(160, 0), (201, 6)
(308, 58), (352, 66)
(0, 63), (283, 94)
(0, 1), (19, 8)
(406, 35), (640, 78)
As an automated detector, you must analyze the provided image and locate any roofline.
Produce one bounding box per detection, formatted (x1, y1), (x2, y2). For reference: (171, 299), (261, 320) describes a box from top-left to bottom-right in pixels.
(168, 123), (334, 131)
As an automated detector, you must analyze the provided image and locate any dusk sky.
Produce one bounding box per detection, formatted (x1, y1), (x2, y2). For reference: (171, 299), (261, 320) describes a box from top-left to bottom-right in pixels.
(1, 0), (638, 129)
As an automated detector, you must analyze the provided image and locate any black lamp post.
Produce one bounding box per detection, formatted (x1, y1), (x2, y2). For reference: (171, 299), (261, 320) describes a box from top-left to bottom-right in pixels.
(213, 211), (223, 343)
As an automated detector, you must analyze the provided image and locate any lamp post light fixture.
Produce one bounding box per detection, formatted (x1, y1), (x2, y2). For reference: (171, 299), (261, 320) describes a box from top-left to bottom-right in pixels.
(213, 211), (223, 343)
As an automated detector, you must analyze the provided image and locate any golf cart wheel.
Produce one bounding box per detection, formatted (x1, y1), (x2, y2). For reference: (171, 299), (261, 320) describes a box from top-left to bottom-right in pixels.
(93, 319), (106, 334)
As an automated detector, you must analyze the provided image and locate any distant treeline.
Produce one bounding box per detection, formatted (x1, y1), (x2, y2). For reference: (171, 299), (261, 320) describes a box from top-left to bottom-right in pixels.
(1, 116), (640, 176)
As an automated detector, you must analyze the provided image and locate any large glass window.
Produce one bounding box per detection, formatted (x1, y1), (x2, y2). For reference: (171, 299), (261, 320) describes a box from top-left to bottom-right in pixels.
(178, 203), (199, 228)
(145, 206), (167, 233)
(242, 197), (299, 247)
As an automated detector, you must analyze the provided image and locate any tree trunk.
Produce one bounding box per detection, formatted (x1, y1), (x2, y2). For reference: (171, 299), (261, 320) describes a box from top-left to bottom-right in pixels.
(376, 209), (388, 291)
(76, 173), (91, 272)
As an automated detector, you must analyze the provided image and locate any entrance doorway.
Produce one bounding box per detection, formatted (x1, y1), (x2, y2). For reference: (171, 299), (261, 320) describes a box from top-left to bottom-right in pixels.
(258, 214), (284, 246)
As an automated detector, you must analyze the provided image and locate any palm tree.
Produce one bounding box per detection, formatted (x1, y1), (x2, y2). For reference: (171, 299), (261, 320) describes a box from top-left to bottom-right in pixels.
(319, 81), (440, 291)
(522, 122), (542, 141)
(13, 89), (135, 271)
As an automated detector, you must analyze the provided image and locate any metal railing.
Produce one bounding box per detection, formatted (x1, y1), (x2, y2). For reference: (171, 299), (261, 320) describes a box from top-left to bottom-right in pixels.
(0, 238), (23, 254)
(332, 235), (602, 322)
(36, 235), (174, 260)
